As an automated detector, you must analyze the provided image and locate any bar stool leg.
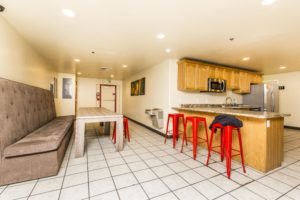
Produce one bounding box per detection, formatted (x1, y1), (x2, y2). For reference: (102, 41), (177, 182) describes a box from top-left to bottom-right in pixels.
(206, 127), (215, 166)
(192, 120), (198, 160)
(164, 116), (170, 144)
(225, 126), (233, 179)
(237, 129), (246, 173)
(181, 119), (188, 153)
(221, 128), (225, 162)
(173, 117), (178, 148)
(203, 120), (209, 148)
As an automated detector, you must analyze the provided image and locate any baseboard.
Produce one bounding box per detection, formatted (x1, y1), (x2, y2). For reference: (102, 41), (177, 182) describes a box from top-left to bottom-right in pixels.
(125, 116), (172, 138)
(284, 126), (300, 130)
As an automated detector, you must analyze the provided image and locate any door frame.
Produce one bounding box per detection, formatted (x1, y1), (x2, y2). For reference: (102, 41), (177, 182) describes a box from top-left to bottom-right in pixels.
(100, 84), (117, 112)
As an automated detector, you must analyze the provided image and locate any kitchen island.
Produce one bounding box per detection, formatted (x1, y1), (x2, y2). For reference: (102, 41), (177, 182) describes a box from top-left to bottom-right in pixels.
(173, 106), (287, 173)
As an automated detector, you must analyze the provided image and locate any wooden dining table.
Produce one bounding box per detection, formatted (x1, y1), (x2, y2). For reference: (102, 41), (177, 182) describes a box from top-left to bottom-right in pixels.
(74, 107), (124, 158)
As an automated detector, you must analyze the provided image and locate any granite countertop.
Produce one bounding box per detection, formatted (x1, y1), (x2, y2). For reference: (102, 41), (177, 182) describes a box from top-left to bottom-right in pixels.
(173, 107), (290, 119)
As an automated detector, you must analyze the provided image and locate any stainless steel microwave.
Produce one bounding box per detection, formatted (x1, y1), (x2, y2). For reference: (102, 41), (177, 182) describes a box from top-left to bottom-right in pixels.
(208, 78), (226, 92)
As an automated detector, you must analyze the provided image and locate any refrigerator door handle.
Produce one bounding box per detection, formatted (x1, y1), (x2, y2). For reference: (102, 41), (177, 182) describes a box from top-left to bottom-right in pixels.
(271, 92), (275, 112)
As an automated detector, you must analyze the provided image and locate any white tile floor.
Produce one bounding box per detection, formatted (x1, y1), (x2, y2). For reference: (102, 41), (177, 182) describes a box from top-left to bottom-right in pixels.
(1, 122), (300, 200)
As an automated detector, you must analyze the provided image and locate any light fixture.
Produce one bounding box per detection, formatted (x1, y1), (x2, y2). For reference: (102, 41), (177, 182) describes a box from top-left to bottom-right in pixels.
(165, 48), (171, 53)
(156, 33), (166, 39)
(62, 9), (75, 17)
(261, 0), (277, 6)
(122, 65), (128, 68)
(110, 74), (114, 78)
(0, 5), (5, 12)
(280, 66), (287, 69)
(74, 58), (80, 62)
(242, 57), (250, 61)
(77, 72), (82, 75)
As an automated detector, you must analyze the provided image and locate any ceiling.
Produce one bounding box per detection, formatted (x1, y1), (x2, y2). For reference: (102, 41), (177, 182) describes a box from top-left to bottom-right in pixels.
(2, 0), (300, 79)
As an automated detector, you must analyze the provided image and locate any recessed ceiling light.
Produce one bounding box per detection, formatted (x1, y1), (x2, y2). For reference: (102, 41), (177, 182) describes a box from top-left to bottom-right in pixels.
(280, 66), (287, 69)
(165, 48), (171, 53)
(77, 72), (82, 75)
(242, 57), (250, 61)
(261, 0), (277, 6)
(156, 33), (166, 39)
(110, 74), (114, 78)
(62, 9), (75, 17)
(100, 67), (110, 71)
(74, 58), (80, 62)
(122, 65), (128, 68)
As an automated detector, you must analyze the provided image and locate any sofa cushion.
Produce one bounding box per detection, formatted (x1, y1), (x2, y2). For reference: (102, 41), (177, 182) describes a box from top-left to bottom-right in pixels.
(4, 116), (74, 158)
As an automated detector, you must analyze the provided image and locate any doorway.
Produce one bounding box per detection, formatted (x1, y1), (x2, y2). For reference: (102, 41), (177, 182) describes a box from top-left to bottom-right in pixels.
(100, 84), (117, 112)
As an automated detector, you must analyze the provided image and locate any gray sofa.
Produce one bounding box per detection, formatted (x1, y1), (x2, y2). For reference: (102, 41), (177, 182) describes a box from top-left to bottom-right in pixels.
(0, 78), (74, 186)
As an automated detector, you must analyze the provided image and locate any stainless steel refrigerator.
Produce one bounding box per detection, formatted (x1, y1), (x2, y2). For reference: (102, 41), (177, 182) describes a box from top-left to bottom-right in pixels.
(243, 83), (279, 112)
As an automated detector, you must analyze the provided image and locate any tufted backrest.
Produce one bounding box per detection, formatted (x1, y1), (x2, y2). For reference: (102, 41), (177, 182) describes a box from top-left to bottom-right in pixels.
(0, 78), (56, 155)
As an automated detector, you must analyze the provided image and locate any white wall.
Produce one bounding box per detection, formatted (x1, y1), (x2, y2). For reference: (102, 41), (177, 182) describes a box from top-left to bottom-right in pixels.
(123, 59), (243, 133)
(55, 73), (76, 116)
(264, 72), (300, 127)
(77, 77), (123, 113)
(0, 17), (56, 89)
(123, 60), (170, 133)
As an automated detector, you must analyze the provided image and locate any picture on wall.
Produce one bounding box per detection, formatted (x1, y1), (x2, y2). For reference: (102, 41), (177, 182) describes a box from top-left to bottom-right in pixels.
(53, 77), (58, 98)
(62, 78), (72, 99)
(50, 77), (58, 98)
(131, 77), (145, 96)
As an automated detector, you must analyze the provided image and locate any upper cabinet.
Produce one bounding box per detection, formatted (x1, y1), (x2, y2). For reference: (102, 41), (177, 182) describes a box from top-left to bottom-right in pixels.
(177, 59), (262, 94)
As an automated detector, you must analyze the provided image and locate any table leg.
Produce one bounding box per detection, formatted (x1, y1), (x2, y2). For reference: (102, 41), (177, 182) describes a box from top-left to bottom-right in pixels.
(115, 117), (124, 151)
(75, 119), (85, 158)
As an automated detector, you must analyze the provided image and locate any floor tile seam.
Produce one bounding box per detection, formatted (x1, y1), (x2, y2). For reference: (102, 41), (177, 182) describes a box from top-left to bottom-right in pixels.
(96, 136), (121, 200)
(57, 133), (76, 200)
(132, 140), (187, 200)
(233, 158), (300, 187)
(86, 133), (93, 200)
(243, 181), (282, 200)
(274, 183), (300, 200)
(119, 143), (152, 200)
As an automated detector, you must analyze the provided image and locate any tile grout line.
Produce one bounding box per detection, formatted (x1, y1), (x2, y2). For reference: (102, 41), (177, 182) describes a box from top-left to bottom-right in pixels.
(95, 127), (122, 200)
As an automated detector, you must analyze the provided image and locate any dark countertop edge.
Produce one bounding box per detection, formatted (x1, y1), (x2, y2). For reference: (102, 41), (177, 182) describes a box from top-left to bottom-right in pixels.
(172, 107), (286, 119)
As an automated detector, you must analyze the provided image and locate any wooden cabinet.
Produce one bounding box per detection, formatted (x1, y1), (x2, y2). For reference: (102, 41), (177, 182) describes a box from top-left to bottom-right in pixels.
(233, 71), (251, 94)
(227, 70), (240, 90)
(177, 59), (262, 93)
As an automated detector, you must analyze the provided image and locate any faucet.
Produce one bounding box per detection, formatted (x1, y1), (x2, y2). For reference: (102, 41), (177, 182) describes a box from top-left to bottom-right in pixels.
(225, 97), (232, 105)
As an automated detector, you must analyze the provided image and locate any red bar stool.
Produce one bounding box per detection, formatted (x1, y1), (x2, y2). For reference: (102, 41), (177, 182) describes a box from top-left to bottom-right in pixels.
(181, 116), (209, 160)
(206, 123), (246, 179)
(164, 113), (185, 148)
(112, 117), (130, 144)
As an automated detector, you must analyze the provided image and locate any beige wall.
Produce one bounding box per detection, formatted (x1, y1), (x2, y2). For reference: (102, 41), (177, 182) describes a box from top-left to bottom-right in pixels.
(55, 73), (76, 116)
(123, 60), (170, 133)
(123, 59), (242, 133)
(0, 17), (56, 89)
(77, 77), (123, 113)
(264, 72), (300, 127)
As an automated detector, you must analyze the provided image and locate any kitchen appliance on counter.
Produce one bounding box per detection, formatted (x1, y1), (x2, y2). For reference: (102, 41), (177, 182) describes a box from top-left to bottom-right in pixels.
(243, 83), (279, 112)
(208, 78), (226, 93)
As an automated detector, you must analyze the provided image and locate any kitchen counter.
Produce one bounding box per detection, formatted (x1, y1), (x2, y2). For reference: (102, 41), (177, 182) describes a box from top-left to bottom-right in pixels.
(175, 106), (285, 173)
(173, 107), (288, 119)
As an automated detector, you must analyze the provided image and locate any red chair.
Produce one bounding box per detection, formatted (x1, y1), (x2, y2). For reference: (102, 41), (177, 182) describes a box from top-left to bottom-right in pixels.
(112, 117), (130, 144)
(164, 113), (185, 148)
(181, 116), (209, 160)
(206, 123), (246, 179)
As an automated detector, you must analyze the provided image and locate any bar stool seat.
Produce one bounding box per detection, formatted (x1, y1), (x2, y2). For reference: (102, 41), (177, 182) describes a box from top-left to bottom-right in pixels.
(164, 113), (185, 148)
(206, 123), (246, 178)
(181, 116), (209, 160)
(112, 117), (130, 144)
